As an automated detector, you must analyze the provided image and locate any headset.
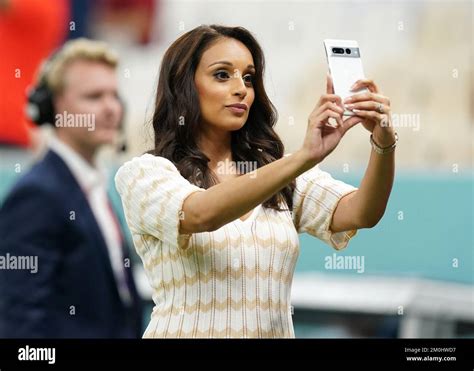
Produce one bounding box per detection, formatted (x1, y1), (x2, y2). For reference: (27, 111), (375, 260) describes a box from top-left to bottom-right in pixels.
(26, 49), (128, 152)
(26, 51), (58, 126)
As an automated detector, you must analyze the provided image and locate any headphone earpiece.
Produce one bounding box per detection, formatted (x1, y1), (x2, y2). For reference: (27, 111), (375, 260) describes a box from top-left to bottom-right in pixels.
(26, 81), (55, 126)
(26, 49), (59, 126)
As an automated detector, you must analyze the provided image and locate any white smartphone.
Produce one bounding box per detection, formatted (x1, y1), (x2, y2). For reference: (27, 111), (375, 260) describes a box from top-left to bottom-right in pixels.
(324, 39), (368, 116)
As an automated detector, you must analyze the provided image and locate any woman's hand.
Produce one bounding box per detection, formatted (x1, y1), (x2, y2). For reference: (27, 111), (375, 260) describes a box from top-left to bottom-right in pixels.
(343, 79), (396, 147)
(299, 74), (361, 167)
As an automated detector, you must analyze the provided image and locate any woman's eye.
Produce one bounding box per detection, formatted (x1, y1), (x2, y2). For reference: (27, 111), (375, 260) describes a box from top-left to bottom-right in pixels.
(243, 74), (254, 85)
(214, 71), (254, 85)
(214, 71), (230, 80)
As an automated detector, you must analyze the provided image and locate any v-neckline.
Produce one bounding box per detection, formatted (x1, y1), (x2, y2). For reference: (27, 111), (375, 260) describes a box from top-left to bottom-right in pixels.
(235, 204), (262, 224)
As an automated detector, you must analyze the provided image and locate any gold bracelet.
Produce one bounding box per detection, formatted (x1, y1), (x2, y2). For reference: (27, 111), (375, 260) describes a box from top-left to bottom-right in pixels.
(370, 132), (398, 155)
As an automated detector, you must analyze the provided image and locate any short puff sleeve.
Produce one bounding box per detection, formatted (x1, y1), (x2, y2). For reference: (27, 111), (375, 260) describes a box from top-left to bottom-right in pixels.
(114, 154), (205, 249)
(292, 165), (358, 250)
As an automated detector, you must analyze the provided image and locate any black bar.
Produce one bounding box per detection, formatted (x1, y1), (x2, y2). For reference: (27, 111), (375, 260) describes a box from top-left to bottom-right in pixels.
(0, 338), (472, 368)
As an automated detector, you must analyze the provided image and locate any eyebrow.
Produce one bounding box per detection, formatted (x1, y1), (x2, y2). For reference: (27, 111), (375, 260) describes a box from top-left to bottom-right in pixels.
(207, 61), (255, 70)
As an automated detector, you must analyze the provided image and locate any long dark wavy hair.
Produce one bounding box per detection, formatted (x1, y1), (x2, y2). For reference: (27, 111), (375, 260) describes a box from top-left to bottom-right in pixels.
(148, 24), (295, 211)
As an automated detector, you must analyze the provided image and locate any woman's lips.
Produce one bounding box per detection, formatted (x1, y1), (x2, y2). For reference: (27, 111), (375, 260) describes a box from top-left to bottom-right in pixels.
(225, 103), (247, 115)
(226, 106), (246, 115)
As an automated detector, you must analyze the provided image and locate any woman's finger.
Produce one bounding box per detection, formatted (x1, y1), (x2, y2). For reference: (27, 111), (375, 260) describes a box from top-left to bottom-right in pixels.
(351, 78), (379, 94)
(319, 106), (344, 127)
(326, 73), (335, 94)
(311, 102), (343, 125)
(315, 109), (343, 128)
(344, 92), (390, 105)
(318, 94), (343, 109)
(317, 101), (344, 115)
(351, 108), (388, 124)
(345, 101), (390, 114)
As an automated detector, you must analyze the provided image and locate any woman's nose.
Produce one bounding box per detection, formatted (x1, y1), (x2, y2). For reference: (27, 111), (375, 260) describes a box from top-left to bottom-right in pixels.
(232, 70), (247, 98)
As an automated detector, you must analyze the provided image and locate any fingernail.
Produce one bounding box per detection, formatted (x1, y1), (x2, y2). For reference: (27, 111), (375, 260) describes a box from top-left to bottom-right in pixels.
(346, 104), (354, 109)
(344, 97), (352, 103)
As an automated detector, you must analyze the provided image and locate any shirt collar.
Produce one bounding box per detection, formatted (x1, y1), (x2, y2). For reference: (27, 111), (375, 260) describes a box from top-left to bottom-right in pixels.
(48, 134), (106, 193)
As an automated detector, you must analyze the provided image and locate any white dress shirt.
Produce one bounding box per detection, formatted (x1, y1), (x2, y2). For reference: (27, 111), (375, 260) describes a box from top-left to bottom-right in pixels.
(48, 135), (132, 304)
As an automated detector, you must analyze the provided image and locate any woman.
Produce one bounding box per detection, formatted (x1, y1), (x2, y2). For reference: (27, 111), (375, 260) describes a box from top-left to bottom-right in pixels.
(115, 24), (396, 338)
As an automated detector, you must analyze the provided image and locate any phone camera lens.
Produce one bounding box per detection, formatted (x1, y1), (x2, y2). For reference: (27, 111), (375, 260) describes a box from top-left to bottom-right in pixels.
(332, 48), (344, 54)
(345, 48), (351, 54)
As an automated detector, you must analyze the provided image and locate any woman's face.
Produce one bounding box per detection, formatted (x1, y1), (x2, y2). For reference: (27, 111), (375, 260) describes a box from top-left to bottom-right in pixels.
(194, 37), (255, 132)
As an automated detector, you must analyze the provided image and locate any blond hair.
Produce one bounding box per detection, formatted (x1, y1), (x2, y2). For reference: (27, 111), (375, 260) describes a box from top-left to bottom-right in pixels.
(41, 38), (119, 94)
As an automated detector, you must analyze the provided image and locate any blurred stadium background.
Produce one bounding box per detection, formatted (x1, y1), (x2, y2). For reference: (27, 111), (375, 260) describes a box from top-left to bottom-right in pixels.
(1, 0), (472, 338)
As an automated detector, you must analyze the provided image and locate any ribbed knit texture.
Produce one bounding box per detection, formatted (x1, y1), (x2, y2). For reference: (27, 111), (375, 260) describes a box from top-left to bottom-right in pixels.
(115, 154), (357, 338)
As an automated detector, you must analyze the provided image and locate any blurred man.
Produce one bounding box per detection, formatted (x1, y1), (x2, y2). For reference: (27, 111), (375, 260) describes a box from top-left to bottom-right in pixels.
(0, 38), (142, 338)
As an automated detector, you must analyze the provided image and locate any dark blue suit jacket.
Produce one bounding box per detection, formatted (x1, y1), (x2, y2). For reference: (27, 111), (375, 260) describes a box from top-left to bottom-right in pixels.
(0, 150), (143, 338)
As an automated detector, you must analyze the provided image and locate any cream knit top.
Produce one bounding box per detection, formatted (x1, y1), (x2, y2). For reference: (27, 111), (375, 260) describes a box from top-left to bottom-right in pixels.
(115, 154), (357, 338)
